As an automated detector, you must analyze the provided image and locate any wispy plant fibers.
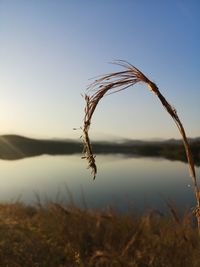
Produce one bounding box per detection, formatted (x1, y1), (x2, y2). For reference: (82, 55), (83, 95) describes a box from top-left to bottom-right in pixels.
(82, 60), (200, 231)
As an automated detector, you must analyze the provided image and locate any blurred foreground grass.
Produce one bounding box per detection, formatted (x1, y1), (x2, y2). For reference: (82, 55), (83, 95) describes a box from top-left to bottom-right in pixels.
(0, 202), (200, 267)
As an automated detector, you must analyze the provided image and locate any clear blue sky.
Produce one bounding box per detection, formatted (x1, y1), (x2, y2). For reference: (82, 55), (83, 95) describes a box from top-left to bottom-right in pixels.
(0, 0), (199, 140)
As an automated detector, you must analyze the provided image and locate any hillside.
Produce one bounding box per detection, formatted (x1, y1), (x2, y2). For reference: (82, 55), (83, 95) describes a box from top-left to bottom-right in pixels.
(0, 135), (80, 159)
(0, 134), (199, 165)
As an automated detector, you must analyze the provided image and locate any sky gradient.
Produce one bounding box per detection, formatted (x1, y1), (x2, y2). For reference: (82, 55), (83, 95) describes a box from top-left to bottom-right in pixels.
(0, 0), (200, 140)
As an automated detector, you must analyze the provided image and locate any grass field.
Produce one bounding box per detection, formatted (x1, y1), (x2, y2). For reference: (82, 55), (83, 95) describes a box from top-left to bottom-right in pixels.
(0, 201), (200, 267)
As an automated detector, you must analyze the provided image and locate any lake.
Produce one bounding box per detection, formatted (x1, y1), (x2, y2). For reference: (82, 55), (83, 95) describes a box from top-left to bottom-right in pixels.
(0, 154), (199, 213)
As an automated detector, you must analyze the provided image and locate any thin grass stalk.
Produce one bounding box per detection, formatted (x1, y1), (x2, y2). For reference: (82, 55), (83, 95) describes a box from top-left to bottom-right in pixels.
(82, 60), (200, 231)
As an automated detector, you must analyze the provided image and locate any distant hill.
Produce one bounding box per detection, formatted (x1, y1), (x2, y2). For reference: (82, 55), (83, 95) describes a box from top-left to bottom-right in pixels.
(0, 135), (81, 160)
(0, 134), (199, 166)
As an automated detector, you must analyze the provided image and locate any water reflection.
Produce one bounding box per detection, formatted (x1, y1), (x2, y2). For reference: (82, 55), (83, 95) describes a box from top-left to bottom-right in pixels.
(0, 154), (199, 212)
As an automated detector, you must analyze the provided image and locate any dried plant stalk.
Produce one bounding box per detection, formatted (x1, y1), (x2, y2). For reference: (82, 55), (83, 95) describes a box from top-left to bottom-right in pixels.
(82, 60), (200, 229)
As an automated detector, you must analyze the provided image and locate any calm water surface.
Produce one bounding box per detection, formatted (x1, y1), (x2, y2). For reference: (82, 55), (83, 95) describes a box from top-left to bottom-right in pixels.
(0, 154), (199, 212)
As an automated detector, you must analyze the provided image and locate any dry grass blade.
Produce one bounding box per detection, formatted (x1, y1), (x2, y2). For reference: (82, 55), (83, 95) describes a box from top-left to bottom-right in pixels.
(82, 60), (200, 230)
